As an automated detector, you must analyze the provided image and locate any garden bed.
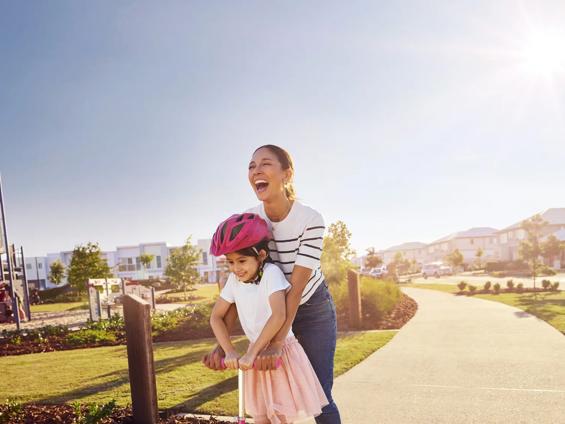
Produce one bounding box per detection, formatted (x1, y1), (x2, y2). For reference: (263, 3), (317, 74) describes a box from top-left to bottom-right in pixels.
(0, 403), (231, 423)
(0, 305), (215, 357)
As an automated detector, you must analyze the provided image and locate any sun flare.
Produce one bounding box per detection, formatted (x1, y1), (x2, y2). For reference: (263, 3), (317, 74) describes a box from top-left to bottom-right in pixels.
(520, 30), (565, 76)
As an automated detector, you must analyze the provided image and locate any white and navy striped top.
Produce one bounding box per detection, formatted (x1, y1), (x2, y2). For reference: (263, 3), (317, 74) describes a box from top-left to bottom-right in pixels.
(246, 201), (326, 305)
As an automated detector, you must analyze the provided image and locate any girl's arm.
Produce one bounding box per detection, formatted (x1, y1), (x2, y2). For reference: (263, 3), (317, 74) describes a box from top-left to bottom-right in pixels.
(209, 298), (239, 369)
(239, 290), (286, 370)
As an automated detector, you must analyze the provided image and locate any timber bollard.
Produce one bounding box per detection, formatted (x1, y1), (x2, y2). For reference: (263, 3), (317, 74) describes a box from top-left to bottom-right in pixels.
(123, 294), (158, 424)
(347, 269), (362, 329)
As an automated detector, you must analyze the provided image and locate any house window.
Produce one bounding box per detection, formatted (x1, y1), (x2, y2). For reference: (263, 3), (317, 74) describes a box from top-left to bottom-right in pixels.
(156, 256), (162, 268)
(136, 257), (141, 271)
(470, 239), (474, 245)
(38, 263), (42, 269)
(26, 263), (32, 270)
(202, 252), (208, 265)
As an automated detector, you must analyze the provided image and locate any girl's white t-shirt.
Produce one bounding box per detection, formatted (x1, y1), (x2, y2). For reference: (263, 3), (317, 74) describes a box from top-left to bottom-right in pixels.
(220, 262), (293, 342)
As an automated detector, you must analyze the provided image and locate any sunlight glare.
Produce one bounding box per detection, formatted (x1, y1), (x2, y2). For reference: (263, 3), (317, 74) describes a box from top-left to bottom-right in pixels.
(520, 30), (565, 76)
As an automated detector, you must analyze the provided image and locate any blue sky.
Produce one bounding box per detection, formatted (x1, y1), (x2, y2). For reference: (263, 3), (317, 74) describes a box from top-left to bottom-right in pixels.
(1, 1), (564, 257)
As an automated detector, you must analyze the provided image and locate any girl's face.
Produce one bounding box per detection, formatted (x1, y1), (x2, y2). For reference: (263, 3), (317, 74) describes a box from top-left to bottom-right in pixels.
(226, 252), (262, 282)
(248, 147), (291, 202)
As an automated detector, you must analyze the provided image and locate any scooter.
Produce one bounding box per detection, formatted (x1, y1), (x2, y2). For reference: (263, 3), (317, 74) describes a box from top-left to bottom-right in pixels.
(221, 358), (282, 424)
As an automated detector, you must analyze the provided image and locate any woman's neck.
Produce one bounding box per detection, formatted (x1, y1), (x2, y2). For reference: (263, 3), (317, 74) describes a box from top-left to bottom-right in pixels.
(263, 195), (293, 222)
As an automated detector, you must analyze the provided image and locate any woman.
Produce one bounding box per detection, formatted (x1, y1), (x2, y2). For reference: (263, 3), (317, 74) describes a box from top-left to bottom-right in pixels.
(204, 145), (341, 424)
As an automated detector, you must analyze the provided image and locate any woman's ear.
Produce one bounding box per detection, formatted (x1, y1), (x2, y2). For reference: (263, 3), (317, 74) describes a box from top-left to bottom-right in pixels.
(258, 249), (268, 262)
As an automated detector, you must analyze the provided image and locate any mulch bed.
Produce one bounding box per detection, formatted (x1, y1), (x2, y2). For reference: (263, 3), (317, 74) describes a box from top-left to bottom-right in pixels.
(336, 292), (418, 331)
(375, 293), (418, 329)
(0, 336), (125, 357)
(456, 288), (561, 296)
(0, 404), (231, 424)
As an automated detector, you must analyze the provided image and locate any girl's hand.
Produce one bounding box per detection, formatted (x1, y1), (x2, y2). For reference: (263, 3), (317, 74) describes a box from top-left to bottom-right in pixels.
(239, 351), (256, 371)
(224, 351), (240, 370)
(255, 341), (283, 371)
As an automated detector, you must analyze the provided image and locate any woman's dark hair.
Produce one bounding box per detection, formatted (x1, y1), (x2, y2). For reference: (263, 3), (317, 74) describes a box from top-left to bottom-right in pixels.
(254, 144), (296, 200)
(236, 238), (272, 261)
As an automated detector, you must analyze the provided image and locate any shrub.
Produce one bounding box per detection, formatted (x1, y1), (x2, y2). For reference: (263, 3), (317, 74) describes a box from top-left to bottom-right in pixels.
(66, 329), (117, 346)
(485, 260), (529, 272)
(483, 281), (492, 291)
(73, 400), (117, 424)
(506, 280), (515, 290)
(516, 283), (524, 293)
(331, 276), (401, 329)
(457, 281), (467, 291)
(493, 283), (501, 293)
(541, 280), (551, 290)
(552, 282), (560, 291)
(468, 285), (477, 294)
(0, 399), (24, 424)
(537, 265), (556, 276)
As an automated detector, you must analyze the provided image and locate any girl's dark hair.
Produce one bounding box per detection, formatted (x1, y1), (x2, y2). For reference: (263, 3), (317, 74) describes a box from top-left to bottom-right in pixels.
(254, 144), (296, 200)
(236, 238), (272, 261)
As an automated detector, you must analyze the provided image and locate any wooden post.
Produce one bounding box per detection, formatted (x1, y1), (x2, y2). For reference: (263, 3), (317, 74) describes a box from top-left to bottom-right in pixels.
(123, 294), (158, 424)
(347, 269), (362, 329)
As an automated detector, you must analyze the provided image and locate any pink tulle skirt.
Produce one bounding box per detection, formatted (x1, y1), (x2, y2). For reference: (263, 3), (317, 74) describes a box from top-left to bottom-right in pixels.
(244, 337), (328, 424)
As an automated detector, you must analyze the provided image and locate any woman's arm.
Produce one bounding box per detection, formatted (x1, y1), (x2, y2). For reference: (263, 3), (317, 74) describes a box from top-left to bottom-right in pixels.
(274, 265), (312, 343)
(254, 265), (312, 370)
(239, 290), (286, 370)
(209, 298), (239, 369)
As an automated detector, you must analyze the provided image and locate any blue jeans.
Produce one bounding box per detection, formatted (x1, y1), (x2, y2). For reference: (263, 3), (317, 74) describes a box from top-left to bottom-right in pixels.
(292, 282), (341, 424)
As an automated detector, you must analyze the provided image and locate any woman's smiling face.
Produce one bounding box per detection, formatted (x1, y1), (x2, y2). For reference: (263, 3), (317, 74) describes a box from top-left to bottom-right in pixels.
(248, 147), (290, 202)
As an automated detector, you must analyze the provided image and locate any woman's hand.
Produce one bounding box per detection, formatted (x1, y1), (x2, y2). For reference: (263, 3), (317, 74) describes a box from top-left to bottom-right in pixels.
(239, 351), (257, 371)
(224, 350), (240, 370)
(202, 344), (225, 370)
(255, 340), (283, 371)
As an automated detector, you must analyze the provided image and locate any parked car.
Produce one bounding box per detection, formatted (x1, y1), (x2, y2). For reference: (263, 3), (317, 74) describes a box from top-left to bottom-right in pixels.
(370, 265), (388, 278)
(422, 262), (452, 278)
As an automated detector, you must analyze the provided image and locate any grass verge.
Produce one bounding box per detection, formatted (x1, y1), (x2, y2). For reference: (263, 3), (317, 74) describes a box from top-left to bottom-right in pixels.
(405, 283), (565, 333)
(0, 330), (396, 416)
(30, 302), (89, 313)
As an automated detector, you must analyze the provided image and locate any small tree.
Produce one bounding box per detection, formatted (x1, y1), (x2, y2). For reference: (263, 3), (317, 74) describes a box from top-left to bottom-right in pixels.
(542, 235), (561, 268)
(48, 260), (66, 285)
(475, 248), (484, 270)
(388, 252), (410, 278)
(364, 247), (383, 270)
(518, 214), (548, 289)
(139, 253), (155, 279)
(321, 221), (355, 286)
(66, 242), (112, 294)
(165, 237), (201, 300)
(445, 249), (464, 270)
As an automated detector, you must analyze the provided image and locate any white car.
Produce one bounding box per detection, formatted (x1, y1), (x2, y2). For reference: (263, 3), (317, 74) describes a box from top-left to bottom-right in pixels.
(422, 263), (452, 278)
(370, 266), (388, 278)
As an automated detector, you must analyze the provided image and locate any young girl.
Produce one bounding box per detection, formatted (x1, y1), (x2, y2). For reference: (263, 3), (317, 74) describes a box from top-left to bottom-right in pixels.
(209, 213), (328, 424)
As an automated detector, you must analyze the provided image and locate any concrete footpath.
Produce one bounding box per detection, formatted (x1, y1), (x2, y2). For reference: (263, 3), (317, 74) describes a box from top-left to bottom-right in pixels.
(305, 287), (565, 423)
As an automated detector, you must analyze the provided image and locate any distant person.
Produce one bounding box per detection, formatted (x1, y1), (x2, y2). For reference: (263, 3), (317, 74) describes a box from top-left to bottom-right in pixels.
(204, 145), (341, 423)
(209, 213), (328, 423)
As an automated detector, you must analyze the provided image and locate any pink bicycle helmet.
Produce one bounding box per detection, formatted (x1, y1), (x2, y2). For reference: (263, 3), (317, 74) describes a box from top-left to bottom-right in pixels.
(210, 213), (270, 256)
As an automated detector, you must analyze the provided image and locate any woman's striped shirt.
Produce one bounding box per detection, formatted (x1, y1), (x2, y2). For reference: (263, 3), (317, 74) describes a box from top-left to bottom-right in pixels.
(246, 201), (326, 304)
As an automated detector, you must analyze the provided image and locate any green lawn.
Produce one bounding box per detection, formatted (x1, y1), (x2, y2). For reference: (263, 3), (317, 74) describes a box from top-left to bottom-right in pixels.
(160, 285), (219, 305)
(0, 331), (396, 415)
(30, 301), (89, 313)
(405, 283), (565, 333)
